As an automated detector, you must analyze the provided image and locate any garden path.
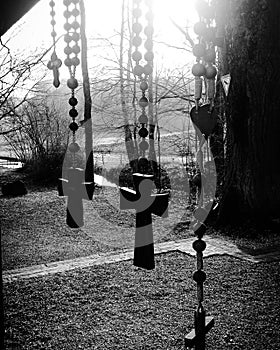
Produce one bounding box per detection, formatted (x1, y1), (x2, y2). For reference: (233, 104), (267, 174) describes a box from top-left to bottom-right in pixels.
(3, 236), (280, 283)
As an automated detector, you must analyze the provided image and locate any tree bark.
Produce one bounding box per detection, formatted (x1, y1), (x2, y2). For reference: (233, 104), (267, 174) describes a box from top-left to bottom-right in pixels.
(218, 0), (280, 227)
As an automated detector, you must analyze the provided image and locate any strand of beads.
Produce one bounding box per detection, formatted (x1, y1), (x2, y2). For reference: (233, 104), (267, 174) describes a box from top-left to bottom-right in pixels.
(192, 0), (217, 111)
(186, 2), (217, 349)
(47, 0), (62, 88)
(132, 0), (154, 170)
(63, 0), (81, 166)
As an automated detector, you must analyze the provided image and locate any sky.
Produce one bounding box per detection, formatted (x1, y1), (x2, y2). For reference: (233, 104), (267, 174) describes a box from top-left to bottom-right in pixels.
(1, 0), (198, 88)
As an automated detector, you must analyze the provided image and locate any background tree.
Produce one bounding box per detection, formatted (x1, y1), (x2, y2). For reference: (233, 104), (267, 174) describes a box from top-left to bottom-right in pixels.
(0, 36), (48, 135)
(215, 0), (280, 227)
(4, 98), (69, 181)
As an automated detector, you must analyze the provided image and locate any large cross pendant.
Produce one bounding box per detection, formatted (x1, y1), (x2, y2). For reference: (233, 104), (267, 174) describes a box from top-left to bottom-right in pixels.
(58, 167), (94, 228)
(120, 173), (169, 270)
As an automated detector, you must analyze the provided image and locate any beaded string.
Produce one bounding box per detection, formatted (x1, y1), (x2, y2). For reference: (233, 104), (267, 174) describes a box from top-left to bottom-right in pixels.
(132, 0), (154, 168)
(192, 1), (217, 111)
(190, 2), (217, 347)
(63, 0), (81, 167)
(47, 0), (62, 88)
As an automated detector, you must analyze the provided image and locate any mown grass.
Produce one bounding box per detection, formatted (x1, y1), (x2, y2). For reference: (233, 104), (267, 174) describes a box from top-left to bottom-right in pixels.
(0, 182), (195, 270)
(1, 168), (280, 349)
(1, 166), (280, 270)
(3, 253), (280, 349)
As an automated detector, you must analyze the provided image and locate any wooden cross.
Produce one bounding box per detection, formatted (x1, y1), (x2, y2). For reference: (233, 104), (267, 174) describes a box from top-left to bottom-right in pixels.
(185, 313), (214, 350)
(120, 173), (169, 270)
(58, 167), (94, 228)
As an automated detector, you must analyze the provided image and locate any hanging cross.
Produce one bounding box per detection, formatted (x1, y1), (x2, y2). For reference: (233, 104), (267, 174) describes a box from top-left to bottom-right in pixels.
(120, 173), (169, 270)
(58, 167), (94, 228)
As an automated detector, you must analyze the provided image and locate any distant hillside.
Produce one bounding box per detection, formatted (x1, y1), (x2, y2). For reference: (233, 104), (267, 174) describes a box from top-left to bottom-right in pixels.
(2, 77), (194, 158)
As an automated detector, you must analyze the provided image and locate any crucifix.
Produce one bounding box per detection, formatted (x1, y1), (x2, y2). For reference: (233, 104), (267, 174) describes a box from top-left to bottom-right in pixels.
(58, 167), (94, 228)
(120, 172), (169, 270)
(49, 0), (94, 229)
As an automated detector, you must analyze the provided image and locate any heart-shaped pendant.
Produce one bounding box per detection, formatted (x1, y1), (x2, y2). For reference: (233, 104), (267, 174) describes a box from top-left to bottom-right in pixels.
(190, 104), (218, 139)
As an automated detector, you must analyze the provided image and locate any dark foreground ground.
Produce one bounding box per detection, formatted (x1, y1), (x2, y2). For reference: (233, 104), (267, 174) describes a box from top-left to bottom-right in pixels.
(3, 253), (280, 349)
(1, 169), (280, 349)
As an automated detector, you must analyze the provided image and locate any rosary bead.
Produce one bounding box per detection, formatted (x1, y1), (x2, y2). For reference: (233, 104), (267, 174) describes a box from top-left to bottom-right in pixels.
(192, 62), (206, 77)
(132, 22), (142, 34)
(71, 56), (80, 66)
(139, 96), (149, 108)
(144, 51), (154, 62)
(64, 33), (72, 43)
(51, 30), (56, 37)
(69, 96), (78, 106)
(71, 21), (80, 30)
(64, 57), (72, 67)
(132, 35), (142, 47)
(133, 8), (142, 18)
(69, 108), (78, 118)
(72, 32), (80, 42)
(144, 25), (154, 36)
(50, 10), (55, 17)
(63, 10), (72, 19)
(64, 46), (72, 55)
(50, 19), (56, 26)
(63, 0), (71, 5)
(49, 0), (55, 7)
(132, 51), (142, 62)
(72, 0), (79, 4)
(72, 8), (80, 17)
(67, 77), (78, 89)
(205, 65), (217, 79)
(192, 239), (207, 252)
(193, 43), (206, 58)
(139, 140), (149, 151)
(194, 21), (207, 36)
(144, 39), (153, 51)
(138, 113), (148, 124)
(72, 44), (81, 54)
(140, 81), (148, 91)
(69, 142), (80, 153)
(193, 270), (206, 283)
(139, 127), (148, 138)
(64, 22), (71, 31)
(143, 64), (152, 75)
(133, 64), (144, 76)
(69, 121), (79, 132)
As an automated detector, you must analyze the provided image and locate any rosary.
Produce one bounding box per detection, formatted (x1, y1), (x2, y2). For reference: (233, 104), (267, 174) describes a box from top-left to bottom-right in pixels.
(49, 0), (94, 228)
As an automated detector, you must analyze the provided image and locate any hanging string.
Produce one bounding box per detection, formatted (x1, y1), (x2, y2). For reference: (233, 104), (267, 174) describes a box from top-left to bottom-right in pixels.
(63, 0), (82, 168)
(154, 70), (161, 191)
(47, 0), (62, 88)
(131, 0), (154, 173)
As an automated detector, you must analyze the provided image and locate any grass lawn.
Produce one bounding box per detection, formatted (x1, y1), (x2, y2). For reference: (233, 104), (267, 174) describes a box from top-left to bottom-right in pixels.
(3, 253), (280, 349)
(1, 170), (280, 349)
(0, 183), (194, 270)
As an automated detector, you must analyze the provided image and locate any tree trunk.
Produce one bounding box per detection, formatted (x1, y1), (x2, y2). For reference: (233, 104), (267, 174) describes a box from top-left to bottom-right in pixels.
(80, 0), (94, 183)
(120, 0), (138, 172)
(217, 0), (280, 227)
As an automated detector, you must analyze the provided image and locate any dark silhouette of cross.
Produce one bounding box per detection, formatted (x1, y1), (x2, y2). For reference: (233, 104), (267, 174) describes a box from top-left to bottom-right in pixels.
(58, 167), (94, 228)
(120, 173), (169, 270)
